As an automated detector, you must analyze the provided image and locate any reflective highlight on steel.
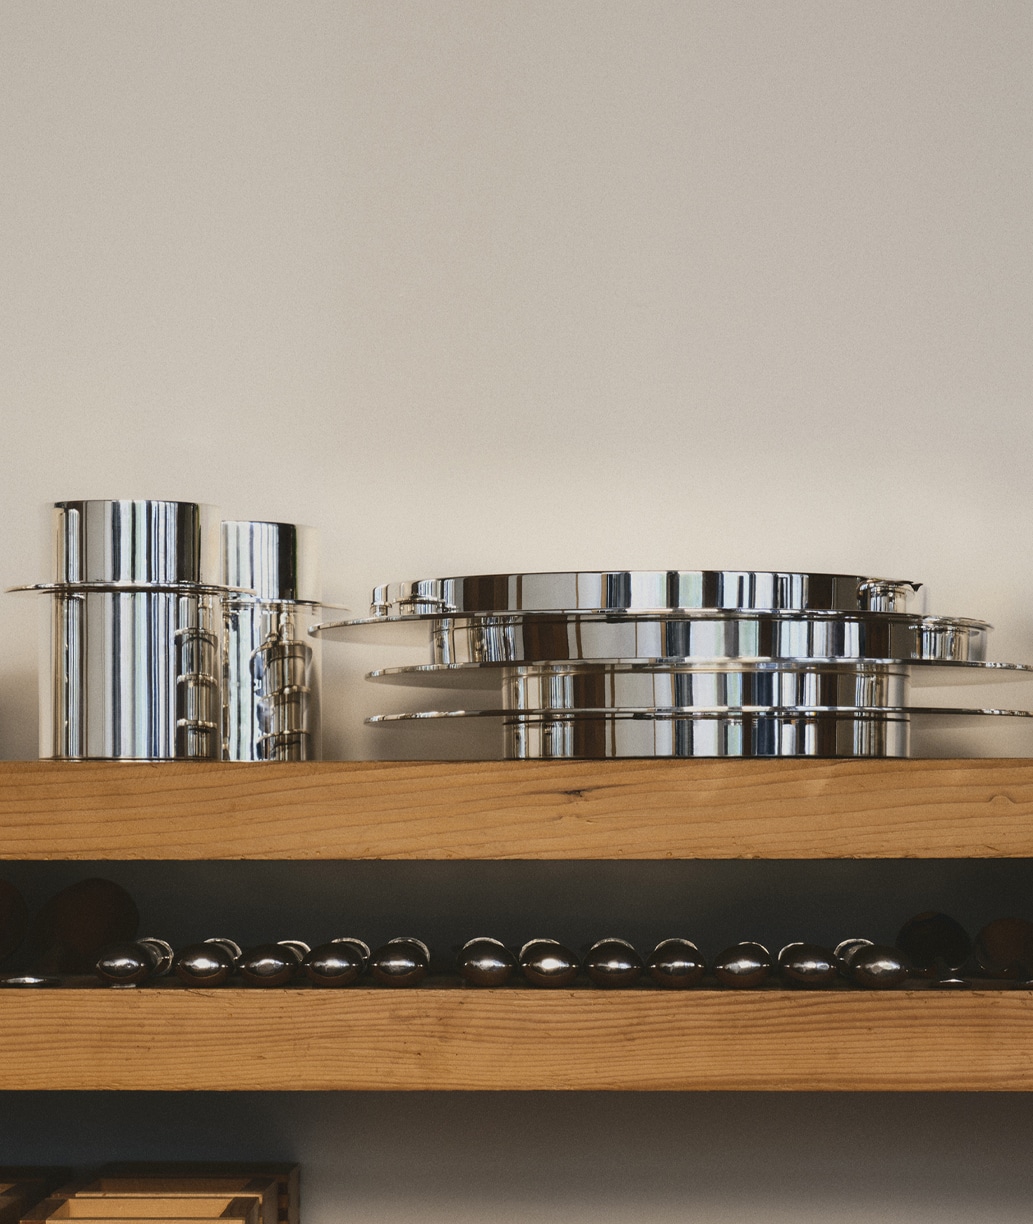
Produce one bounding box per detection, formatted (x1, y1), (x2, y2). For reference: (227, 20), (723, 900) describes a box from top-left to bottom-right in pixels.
(25, 500), (223, 760)
(370, 570), (923, 617)
(316, 567), (1033, 759)
(221, 521), (321, 761)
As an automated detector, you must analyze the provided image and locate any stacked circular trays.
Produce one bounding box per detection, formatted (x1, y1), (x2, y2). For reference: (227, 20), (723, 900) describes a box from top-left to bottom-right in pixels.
(310, 571), (1033, 758)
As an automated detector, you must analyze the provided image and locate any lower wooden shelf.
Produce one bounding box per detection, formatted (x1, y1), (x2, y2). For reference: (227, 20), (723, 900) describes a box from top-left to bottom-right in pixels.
(1, 987), (1029, 1092)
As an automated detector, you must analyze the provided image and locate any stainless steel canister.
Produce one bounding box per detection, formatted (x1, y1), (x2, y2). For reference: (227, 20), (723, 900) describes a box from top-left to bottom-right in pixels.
(221, 520), (321, 760)
(25, 499), (223, 760)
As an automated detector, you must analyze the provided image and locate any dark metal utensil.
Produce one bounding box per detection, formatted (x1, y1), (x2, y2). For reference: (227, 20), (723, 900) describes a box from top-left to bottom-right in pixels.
(833, 938), (873, 977)
(584, 938), (642, 988)
(519, 939), (579, 987)
(646, 938), (706, 988)
(848, 944), (912, 989)
(457, 937), (516, 987)
(238, 941), (310, 987)
(95, 938), (174, 987)
(303, 938), (370, 987)
(713, 942), (772, 988)
(778, 942), (837, 988)
(172, 938), (242, 986)
(369, 938), (430, 987)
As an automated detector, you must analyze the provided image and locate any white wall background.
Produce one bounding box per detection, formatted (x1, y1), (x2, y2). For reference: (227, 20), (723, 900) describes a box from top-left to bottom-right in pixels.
(1, 1), (1032, 1220)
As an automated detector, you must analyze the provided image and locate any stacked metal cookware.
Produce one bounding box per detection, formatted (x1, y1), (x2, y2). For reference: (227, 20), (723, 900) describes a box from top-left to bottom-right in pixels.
(12, 500), (322, 761)
(312, 570), (1033, 758)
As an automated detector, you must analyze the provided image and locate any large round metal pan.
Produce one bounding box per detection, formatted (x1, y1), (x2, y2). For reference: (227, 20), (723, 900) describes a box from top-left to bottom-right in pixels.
(367, 658), (1033, 690)
(368, 571), (922, 617)
(314, 611), (989, 664)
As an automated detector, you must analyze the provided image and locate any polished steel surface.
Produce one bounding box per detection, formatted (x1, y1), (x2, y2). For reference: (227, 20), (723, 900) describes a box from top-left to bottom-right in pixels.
(646, 939), (706, 988)
(367, 658), (1033, 689)
(20, 500), (225, 760)
(222, 603), (318, 761)
(848, 944), (912, 989)
(238, 941), (308, 987)
(38, 588), (221, 759)
(502, 664), (909, 713)
(316, 610), (990, 664)
(584, 938), (643, 988)
(94, 938), (173, 987)
(369, 937), (429, 987)
(325, 565), (1033, 760)
(172, 938), (241, 987)
(518, 939), (580, 987)
(303, 938), (370, 987)
(777, 942), (838, 988)
(712, 942), (772, 988)
(457, 937), (517, 987)
(222, 521), (321, 762)
(51, 499), (220, 585)
(370, 570), (922, 617)
(371, 708), (911, 758)
(222, 521), (320, 604)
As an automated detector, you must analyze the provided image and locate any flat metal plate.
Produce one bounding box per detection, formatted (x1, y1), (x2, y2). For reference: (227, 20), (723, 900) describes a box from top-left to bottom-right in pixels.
(366, 659), (1033, 690)
(367, 570), (923, 617)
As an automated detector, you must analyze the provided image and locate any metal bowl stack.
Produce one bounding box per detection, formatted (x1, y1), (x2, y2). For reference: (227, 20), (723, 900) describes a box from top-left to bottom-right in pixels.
(311, 571), (1033, 758)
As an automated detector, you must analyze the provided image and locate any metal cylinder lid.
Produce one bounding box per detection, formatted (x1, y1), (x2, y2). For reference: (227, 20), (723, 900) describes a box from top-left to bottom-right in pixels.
(369, 570), (922, 618)
(222, 520), (320, 604)
(52, 500), (220, 586)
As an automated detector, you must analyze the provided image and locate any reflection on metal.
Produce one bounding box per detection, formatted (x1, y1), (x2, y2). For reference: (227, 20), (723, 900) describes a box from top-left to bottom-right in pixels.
(369, 570), (924, 617)
(221, 521), (321, 761)
(315, 567), (1033, 758)
(314, 568), (1033, 760)
(15, 500), (224, 760)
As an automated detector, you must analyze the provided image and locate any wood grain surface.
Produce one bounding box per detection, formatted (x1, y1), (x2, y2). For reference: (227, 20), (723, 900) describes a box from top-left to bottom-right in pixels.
(0, 759), (1031, 859)
(0, 986), (1028, 1091)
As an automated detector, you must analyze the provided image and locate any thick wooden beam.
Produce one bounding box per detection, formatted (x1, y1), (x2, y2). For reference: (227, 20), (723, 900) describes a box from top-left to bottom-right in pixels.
(0, 759), (1031, 859)
(0, 987), (1027, 1091)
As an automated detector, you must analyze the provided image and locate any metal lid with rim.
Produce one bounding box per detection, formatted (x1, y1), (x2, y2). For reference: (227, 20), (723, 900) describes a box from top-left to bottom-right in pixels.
(222, 520), (321, 604)
(51, 499), (220, 586)
(370, 570), (923, 617)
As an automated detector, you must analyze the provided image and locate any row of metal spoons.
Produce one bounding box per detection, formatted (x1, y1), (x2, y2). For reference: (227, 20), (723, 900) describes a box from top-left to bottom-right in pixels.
(74, 911), (1033, 990)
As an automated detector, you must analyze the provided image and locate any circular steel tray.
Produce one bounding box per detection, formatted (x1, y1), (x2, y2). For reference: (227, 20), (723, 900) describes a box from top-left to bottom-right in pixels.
(315, 611), (990, 664)
(367, 658), (1033, 690)
(368, 570), (922, 617)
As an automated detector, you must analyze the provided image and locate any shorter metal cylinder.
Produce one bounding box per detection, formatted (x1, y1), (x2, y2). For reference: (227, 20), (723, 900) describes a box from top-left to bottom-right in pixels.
(221, 521), (321, 760)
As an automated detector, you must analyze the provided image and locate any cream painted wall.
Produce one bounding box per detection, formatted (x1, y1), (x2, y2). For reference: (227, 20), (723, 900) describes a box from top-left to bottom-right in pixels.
(1, 2), (1032, 1220)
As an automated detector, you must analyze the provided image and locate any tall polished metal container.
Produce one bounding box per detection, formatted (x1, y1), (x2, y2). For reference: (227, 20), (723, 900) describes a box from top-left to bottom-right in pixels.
(221, 521), (321, 760)
(30, 500), (222, 760)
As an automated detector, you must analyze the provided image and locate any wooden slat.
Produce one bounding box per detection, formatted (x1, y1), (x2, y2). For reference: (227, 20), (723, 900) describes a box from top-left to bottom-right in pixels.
(0, 759), (1031, 859)
(0, 987), (1028, 1091)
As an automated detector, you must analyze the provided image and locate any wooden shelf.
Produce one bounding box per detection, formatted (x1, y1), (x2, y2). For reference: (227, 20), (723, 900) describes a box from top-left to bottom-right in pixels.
(0, 758), (1032, 860)
(3, 759), (1031, 1095)
(0, 986), (1028, 1091)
